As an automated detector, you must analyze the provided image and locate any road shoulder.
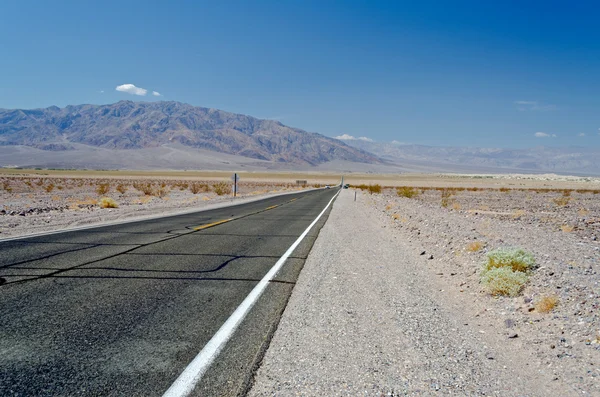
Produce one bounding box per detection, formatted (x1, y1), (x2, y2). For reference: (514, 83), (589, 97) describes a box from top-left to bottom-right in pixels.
(248, 189), (575, 396)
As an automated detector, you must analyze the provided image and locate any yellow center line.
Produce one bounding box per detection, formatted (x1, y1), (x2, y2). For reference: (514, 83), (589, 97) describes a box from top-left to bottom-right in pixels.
(289, 198), (297, 202)
(265, 205), (279, 210)
(193, 218), (233, 231)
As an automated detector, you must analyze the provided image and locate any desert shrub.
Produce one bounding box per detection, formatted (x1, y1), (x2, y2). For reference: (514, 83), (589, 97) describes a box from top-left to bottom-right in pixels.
(481, 267), (529, 297)
(397, 186), (419, 198)
(99, 197), (118, 208)
(2, 180), (12, 193)
(154, 186), (170, 198)
(96, 183), (110, 195)
(484, 248), (535, 273)
(466, 241), (484, 252)
(45, 183), (55, 193)
(116, 184), (128, 194)
(190, 182), (210, 194)
(552, 196), (571, 206)
(133, 182), (155, 196)
(499, 187), (511, 193)
(212, 182), (231, 196)
(367, 184), (381, 194)
(561, 224), (575, 233)
(535, 295), (559, 313)
(440, 189), (453, 207)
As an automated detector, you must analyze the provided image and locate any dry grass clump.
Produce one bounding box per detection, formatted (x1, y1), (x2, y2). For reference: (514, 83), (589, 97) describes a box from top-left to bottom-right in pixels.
(99, 197), (118, 208)
(561, 224), (575, 233)
(116, 184), (128, 194)
(133, 182), (155, 196)
(480, 248), (535, 296)
(212, 181), (231, 196)
(440, 189), (453, 208)
(466, 241), (484, 252)
(190, 182), (210, 194)
(396, 186), (419, 198)
(535, 295), (559, 313)
(96, 183), (110, 195)
(45, 183), (55, 193)
(552, 194), (571, 206)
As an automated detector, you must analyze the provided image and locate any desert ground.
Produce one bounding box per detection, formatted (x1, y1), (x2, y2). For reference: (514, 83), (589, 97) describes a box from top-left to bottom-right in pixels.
(354, 183), (600, 394)
(2, 169), (599, 394)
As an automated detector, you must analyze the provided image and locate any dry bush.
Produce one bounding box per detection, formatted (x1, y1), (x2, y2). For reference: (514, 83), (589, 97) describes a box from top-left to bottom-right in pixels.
(535, 295), (559, 313)
(512, 209), (526, 219)
(133, 182), (155, 196)
(190, 182), (210, 194)
(96, 183), (110, 195)
(116, 184), (128, 194)
(392, 213), (400, 220)
(99, 197), (118, 208)
(451, 202), (461, 210)
(466, 241), (484, 252)
(367, 184), (382, 194)
(385, 204), (393, 211)
(212, 182), (231, 196)
(552, 196), (571, 206)
(560, 224), (575, 233)
(481, 267), (529, 296)
(2, 180), (12, 193)
(45, 183), (55, 193)
(154, 186), (170, 198)
(499, 187), (511, 193)
(577, 208), (589, 216)
(440, 189), (453, 208)
(397, 186), (419, 198)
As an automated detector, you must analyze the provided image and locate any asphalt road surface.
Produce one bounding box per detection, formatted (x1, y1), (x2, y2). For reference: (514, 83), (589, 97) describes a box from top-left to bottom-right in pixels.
(0, 188), (339, 396)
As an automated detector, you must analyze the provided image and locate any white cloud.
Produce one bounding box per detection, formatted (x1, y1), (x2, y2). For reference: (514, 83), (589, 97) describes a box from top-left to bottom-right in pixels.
(116, 83), (148, 96)
(578, 133), (586, 137)
(534, 132), (557, 138)
(335, 134), (356, 140)
(99, 90), (104, 94)
(334, 134), (373, 142)
(152, 91), (162, 97)
(515, 100), (557, 112)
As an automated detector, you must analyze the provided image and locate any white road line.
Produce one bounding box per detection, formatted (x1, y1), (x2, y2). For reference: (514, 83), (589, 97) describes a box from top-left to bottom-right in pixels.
(162, 189), (341, 397)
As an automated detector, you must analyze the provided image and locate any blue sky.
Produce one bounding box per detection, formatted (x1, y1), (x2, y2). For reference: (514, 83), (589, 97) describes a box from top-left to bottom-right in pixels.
(1, 0), (599, 148)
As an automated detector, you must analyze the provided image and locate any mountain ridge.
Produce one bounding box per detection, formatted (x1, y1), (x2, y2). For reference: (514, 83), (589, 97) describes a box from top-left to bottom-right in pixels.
(0, 101), (380, 166)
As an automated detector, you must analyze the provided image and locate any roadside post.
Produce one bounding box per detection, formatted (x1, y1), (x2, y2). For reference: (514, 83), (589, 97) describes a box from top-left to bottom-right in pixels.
(231, 173), (239, 197)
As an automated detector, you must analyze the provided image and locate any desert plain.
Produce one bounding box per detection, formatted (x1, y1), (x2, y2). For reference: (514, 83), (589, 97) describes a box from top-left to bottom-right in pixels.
(1, 169), (599, 394)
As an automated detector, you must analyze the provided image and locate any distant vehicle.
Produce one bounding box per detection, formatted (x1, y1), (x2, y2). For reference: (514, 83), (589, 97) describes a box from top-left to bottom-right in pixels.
(325, 185), (331, 189)
(343, 184), (349, 189)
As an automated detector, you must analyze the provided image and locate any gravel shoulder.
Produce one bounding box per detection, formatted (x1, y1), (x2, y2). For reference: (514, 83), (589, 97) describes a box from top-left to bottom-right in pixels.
(249, 189), (586, 396)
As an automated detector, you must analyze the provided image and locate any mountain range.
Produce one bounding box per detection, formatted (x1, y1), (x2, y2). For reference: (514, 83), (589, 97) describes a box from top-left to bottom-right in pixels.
(337, 138), (600, 176)
(0, 101), (378, 168)
(1, 101), (600, 175)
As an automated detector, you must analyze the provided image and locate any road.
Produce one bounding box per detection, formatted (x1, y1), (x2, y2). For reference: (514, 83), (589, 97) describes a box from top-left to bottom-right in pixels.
(0, 188), (339, 396)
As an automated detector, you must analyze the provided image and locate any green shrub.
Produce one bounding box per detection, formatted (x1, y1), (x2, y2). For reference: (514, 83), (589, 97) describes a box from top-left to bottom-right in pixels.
(481, 267), (529, 296)
(484, 248), (535, 273)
